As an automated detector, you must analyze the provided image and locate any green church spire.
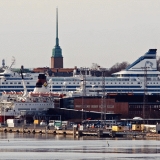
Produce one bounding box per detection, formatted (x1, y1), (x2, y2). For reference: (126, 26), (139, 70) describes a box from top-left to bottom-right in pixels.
(52, 8), (62, 57)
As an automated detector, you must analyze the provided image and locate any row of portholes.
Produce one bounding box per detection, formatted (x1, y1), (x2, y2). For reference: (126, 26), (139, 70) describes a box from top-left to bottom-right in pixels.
(148, 82), (159, 84)
(52, 82), (135, 85)
(2, 82), (30, 85)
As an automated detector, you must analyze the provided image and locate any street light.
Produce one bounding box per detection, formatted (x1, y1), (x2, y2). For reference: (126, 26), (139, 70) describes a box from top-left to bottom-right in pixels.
(80, 67), (87, 122)
(141, 66), (149, 121)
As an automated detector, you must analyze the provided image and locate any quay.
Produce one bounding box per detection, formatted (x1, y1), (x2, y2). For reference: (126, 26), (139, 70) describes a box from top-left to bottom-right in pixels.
(0, 126), (151, 138)
(0, 126), (78, 136)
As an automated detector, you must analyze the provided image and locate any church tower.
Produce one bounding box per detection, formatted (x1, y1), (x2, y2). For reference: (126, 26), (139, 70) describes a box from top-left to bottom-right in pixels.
(51, 8), (63, 68)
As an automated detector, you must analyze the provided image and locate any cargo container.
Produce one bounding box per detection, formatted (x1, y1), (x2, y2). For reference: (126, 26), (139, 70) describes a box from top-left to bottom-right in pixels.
(132, 124), (141, 131)
(34, 120), (41, 125)
(112, 126), (124, 132)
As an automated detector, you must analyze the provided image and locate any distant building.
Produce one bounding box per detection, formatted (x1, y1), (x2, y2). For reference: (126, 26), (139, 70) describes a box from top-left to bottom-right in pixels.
(51, 8), (63, 68)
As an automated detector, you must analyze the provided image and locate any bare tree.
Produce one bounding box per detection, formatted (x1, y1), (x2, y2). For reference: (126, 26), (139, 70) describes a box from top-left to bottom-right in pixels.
(106, 62), (130, 76)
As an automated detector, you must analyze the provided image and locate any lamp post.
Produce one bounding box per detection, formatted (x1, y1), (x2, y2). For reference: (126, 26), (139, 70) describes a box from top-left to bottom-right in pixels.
(4, 106), (5, 125)
(141, 66), (149, 121)
(98, 67), (107, 122)
(80, 67), (87, 122)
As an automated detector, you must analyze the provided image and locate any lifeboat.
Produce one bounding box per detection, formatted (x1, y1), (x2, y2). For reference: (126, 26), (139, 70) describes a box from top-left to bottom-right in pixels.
(50, 93), (60, 97)
(4, 92), (13, 95)
(15, 92), (23, 95)
(30, 93), (40, 97)
(40, 93), (50, 97)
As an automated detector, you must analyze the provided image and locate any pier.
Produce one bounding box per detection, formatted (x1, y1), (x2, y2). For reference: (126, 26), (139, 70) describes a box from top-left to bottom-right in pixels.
(0, 126), (150, 138)
(0, 126), (78, 136)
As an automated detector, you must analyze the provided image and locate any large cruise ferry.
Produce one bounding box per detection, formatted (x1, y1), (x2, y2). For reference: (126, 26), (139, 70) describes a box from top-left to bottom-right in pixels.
(50, 49), (160, 95)
(0, 49), (160, 95)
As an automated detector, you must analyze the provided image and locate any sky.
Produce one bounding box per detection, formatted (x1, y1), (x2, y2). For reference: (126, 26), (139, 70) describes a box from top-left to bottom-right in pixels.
(0, 0), (160, 69)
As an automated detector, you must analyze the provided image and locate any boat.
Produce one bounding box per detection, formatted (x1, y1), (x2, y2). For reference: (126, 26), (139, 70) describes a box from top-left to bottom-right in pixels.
(50, 49), (160, 95)
(0, 58), (41, 96)
(0, 72), (54, 123)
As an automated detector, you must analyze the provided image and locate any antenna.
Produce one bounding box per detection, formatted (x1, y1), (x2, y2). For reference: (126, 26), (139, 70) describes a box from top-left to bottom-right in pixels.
(101, 68), (106, 121)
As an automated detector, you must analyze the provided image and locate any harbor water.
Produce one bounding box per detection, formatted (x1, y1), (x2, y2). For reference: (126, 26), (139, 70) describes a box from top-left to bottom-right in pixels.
(0, 133), (160, 159)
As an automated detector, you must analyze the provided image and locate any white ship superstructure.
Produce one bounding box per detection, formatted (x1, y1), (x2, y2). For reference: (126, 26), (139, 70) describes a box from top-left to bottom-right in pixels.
(0, 73), (54, 123)
(0, 59), (40, 95)
(50, 49), (160, 95)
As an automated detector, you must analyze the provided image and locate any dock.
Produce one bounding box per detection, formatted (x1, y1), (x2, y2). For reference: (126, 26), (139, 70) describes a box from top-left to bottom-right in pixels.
(0, 126), (78, 136)
(0, 126), (149, 138)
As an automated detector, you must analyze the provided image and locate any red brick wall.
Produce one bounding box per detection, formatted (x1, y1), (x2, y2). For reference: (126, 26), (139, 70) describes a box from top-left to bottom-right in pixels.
(74, 97), (128, 118)
(51, 57), (63, 68)
(33, 67), (74, 73)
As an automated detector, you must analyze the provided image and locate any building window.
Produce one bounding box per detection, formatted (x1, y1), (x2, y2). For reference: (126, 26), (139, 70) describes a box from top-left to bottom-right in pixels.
(91, 105), (98, 108)
(107, 105), (114, 108)
(75, 105), (81, 108)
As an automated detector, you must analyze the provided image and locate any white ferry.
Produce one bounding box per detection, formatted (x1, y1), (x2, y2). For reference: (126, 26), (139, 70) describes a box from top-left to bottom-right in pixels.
(0, 73), (55, 123)
(50, 49), (160, 95)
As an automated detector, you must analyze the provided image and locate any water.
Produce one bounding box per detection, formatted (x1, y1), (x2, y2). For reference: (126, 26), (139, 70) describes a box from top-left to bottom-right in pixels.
(0, 132), (160, 160)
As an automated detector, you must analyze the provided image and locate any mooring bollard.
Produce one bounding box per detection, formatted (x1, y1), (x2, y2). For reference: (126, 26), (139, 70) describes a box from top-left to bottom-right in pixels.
(73, 127), (76, 137)
(97, 129), (103, 138)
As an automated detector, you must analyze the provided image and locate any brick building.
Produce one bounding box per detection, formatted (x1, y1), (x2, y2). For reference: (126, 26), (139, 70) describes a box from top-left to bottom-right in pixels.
(59, 95), (160, 119)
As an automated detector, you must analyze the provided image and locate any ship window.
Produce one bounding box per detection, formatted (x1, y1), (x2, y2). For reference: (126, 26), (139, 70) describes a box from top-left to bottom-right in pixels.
(27, 82), (29, 84)
(115, 83), (116, 84)
(6, 82), (8, 84)
(2, 82), (4, 84)
(14, 82), (17, 84)
(10, 82), (13, 84)
(18, 82), (21, 84)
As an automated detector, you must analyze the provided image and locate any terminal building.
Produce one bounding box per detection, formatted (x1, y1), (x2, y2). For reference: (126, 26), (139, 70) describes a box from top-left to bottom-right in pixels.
(54, 94), (160, 120)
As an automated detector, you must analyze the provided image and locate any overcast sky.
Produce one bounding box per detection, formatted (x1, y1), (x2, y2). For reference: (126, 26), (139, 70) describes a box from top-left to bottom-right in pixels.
(0, 0), (160, 69)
